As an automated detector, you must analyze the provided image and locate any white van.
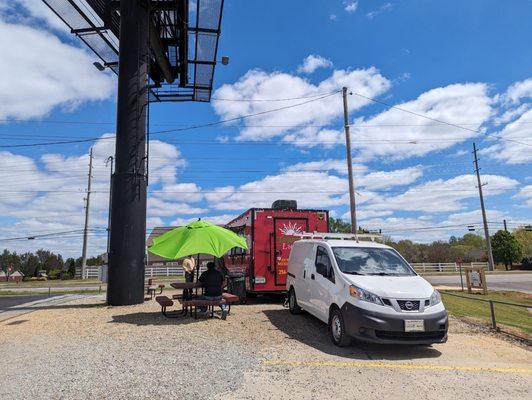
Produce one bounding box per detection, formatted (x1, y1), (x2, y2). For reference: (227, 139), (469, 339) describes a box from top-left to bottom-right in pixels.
(286, 234), (448, 346)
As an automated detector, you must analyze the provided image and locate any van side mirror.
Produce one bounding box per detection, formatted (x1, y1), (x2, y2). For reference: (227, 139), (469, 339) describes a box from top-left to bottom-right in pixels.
(316, 262), (328, 276)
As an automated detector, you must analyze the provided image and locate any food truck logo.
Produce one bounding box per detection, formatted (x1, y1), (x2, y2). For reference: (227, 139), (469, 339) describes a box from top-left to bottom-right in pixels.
(279, 222), (304, 236)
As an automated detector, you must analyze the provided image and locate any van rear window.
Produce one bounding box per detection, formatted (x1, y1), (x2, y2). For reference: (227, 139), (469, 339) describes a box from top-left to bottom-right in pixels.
(332, 247), (415, 276)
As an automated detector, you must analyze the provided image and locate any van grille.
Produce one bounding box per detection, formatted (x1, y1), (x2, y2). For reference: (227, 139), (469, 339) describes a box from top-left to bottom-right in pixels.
(375, 330), (446, 341)
(397, 300), (420, 311)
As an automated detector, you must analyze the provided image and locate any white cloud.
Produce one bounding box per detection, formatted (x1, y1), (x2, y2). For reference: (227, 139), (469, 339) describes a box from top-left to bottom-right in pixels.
(514, 185), (532, 207)
(152, 182), (203, 203)
(2, 0), (68, 32)
(0, 19), (114, 120)
(208, 171), (348, 211)
(345, 209), (393, 220)
(344, 1), (359, 13)
(297, 55), (333, 74)
(351, 83), (493, 160)
(504, 78), (532, 104)
(283, 159), (363, 175)
(367, 2), (393, 19)
(358, 166), (423, 190)
(442, 209), (507, 228)
(481, 108), (532, 165)
(284, 160), (423, 190)
(0, 135), (193, 257)
(212, 67), (391, 144)
(363, 174), (519, 213)
(170, 214), (237, 227)
(148, 198), (206, 218)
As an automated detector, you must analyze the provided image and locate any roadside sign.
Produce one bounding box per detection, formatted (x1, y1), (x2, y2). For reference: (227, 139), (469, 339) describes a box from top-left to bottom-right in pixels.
(465, 267), (488, 294)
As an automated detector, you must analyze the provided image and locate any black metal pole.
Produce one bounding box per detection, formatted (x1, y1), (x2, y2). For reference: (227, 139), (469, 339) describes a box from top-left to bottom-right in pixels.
(489, 300), (497, 330)
(107, 0), (149, 306)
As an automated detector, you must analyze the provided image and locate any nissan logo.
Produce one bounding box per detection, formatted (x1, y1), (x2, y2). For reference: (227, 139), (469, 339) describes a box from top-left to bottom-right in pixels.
(405, 301), (414, 310)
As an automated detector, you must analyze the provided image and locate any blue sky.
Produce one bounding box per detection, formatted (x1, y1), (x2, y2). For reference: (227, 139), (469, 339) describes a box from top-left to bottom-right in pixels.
(0, 0), (531, 257)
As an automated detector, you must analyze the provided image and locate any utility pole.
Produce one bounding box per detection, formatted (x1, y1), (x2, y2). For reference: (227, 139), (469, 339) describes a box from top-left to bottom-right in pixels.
(81, 147), (93, 279)
(342, 87), (358, 235)
(105, 156), (114, 255)
(503, 219), (508, 232)
(473, 143), (495, 271)
(107, 1), (149, 305)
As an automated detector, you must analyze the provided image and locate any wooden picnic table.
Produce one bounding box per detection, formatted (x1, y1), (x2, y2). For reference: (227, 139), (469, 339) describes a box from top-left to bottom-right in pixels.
(170, 282), (203, 290)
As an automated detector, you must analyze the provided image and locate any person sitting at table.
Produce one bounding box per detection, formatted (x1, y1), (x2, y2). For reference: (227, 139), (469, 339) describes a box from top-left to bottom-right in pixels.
(198, 261), (228, 320)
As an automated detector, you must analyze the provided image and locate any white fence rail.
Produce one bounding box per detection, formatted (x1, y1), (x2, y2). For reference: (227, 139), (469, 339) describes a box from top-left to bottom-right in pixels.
(80, 265), (207, 280)
(80, 262), (488, 279)
(411, 262), (488, 273)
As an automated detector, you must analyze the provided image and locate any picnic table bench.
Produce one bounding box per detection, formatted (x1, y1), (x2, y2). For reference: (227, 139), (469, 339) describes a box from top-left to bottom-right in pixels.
(146, 284), (165, 299)
(155, 292), (240, 319)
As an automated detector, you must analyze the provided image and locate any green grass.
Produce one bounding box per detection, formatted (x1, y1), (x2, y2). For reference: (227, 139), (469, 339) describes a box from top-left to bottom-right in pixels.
(0, 279), (103, 288)
(442, 290), (532, 336)
(420, 270), (532, 276)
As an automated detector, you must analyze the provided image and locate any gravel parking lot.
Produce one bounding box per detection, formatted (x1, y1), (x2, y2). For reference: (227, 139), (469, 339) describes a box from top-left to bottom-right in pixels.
(0, 295), (530, 400)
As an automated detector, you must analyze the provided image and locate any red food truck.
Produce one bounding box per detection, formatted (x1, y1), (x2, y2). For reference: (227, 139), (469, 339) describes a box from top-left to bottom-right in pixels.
(224, 201), (329, 295)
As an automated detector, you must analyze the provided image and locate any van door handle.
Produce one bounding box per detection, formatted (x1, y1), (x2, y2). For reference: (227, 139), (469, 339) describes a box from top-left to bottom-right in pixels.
(303, 270), (306, 279)
(311, 274), (315, 280)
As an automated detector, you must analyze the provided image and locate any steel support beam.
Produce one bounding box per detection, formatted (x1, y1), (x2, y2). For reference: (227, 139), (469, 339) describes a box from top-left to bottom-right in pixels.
(107, 0), (149, 306)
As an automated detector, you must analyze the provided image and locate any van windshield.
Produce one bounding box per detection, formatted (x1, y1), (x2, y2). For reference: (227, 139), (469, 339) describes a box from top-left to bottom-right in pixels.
(332, 247), (415, 276)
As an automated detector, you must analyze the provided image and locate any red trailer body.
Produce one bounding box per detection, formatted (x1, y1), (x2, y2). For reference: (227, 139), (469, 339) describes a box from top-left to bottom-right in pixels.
(224, 207), (329, 293)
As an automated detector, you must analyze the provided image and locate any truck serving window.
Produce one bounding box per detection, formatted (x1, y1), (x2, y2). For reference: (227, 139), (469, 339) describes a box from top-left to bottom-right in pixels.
(332, 247), (415, 276)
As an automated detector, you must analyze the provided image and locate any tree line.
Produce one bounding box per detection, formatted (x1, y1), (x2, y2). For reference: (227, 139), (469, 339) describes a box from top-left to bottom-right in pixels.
(329, 217), (532, 267)
(0, 249), (104, 279)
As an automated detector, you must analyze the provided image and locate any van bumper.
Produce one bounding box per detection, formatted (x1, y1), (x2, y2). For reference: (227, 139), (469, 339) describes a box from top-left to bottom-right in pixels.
(340, 302), (448, 344)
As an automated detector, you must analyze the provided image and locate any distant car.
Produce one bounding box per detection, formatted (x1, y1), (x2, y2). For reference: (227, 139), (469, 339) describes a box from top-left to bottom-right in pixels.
(286, 234), (448, 346)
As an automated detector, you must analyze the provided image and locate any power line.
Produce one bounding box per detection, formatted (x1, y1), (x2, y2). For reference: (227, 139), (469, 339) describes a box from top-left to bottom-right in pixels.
(210, 91), (340, 102)
(351, 91), (532, 148)
(0, 92), (340, 149)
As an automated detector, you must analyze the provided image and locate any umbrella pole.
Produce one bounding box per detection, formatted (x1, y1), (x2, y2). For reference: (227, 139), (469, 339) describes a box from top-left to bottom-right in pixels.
(196, 253), (200, 282)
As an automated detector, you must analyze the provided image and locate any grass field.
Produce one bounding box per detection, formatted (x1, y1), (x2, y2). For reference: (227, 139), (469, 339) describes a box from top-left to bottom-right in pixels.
(442, 290), (532, 336)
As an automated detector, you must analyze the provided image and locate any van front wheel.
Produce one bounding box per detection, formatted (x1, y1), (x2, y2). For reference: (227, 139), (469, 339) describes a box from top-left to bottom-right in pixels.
(329, 308), (352, 347)
(288, 288), (302, 314)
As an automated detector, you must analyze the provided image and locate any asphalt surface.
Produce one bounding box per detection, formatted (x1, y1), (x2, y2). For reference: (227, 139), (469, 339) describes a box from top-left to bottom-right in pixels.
(0, 295), (50, 311)
(426, 273), (532, 293)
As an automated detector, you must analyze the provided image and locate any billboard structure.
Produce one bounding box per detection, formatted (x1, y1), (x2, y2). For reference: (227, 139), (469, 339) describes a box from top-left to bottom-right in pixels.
(42, 0), (225, 305)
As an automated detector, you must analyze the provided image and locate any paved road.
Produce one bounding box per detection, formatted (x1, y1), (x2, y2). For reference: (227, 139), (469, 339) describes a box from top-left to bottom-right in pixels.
(426, 273), (532, 293)
(0, 294), (93, 322)
(0, 295), (50, 311)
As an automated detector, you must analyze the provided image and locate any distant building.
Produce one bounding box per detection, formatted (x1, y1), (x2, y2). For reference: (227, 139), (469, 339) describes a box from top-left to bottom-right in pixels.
(0, 270), (24, 282)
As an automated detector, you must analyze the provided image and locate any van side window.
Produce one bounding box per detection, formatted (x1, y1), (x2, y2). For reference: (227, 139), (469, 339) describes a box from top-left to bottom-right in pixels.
(316, 246), (335, 283)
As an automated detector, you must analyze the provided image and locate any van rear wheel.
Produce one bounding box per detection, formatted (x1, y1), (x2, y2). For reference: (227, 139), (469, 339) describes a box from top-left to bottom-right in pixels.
(288, 288), (302, 314)
(329, 308), (352, 347)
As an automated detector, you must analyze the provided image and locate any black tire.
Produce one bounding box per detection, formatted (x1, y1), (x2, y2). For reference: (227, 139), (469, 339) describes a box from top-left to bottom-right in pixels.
(329, 307), (352, 347)
(288, 288), (302, 314)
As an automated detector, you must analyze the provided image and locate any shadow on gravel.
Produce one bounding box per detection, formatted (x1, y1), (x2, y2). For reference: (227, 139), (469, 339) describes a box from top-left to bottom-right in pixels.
(264, 309), (442, 361)
(110, 311), (226, 326)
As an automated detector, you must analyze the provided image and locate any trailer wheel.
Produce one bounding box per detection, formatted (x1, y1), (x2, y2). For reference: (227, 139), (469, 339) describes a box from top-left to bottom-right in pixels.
(329, 308), (352, 347)
(288, 288), (302, 314)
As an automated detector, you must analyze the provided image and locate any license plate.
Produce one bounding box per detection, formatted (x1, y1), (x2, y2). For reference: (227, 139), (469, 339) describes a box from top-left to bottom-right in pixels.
(404, 320), (425, 332)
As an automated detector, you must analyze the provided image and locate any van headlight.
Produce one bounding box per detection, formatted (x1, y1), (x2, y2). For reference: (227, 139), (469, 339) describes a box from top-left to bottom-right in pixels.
(429, 290), (442, 306)
(349, 285), (383, 305)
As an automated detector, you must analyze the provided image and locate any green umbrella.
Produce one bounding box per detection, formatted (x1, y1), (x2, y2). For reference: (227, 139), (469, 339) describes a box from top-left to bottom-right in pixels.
(148, 220), (248, 259)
